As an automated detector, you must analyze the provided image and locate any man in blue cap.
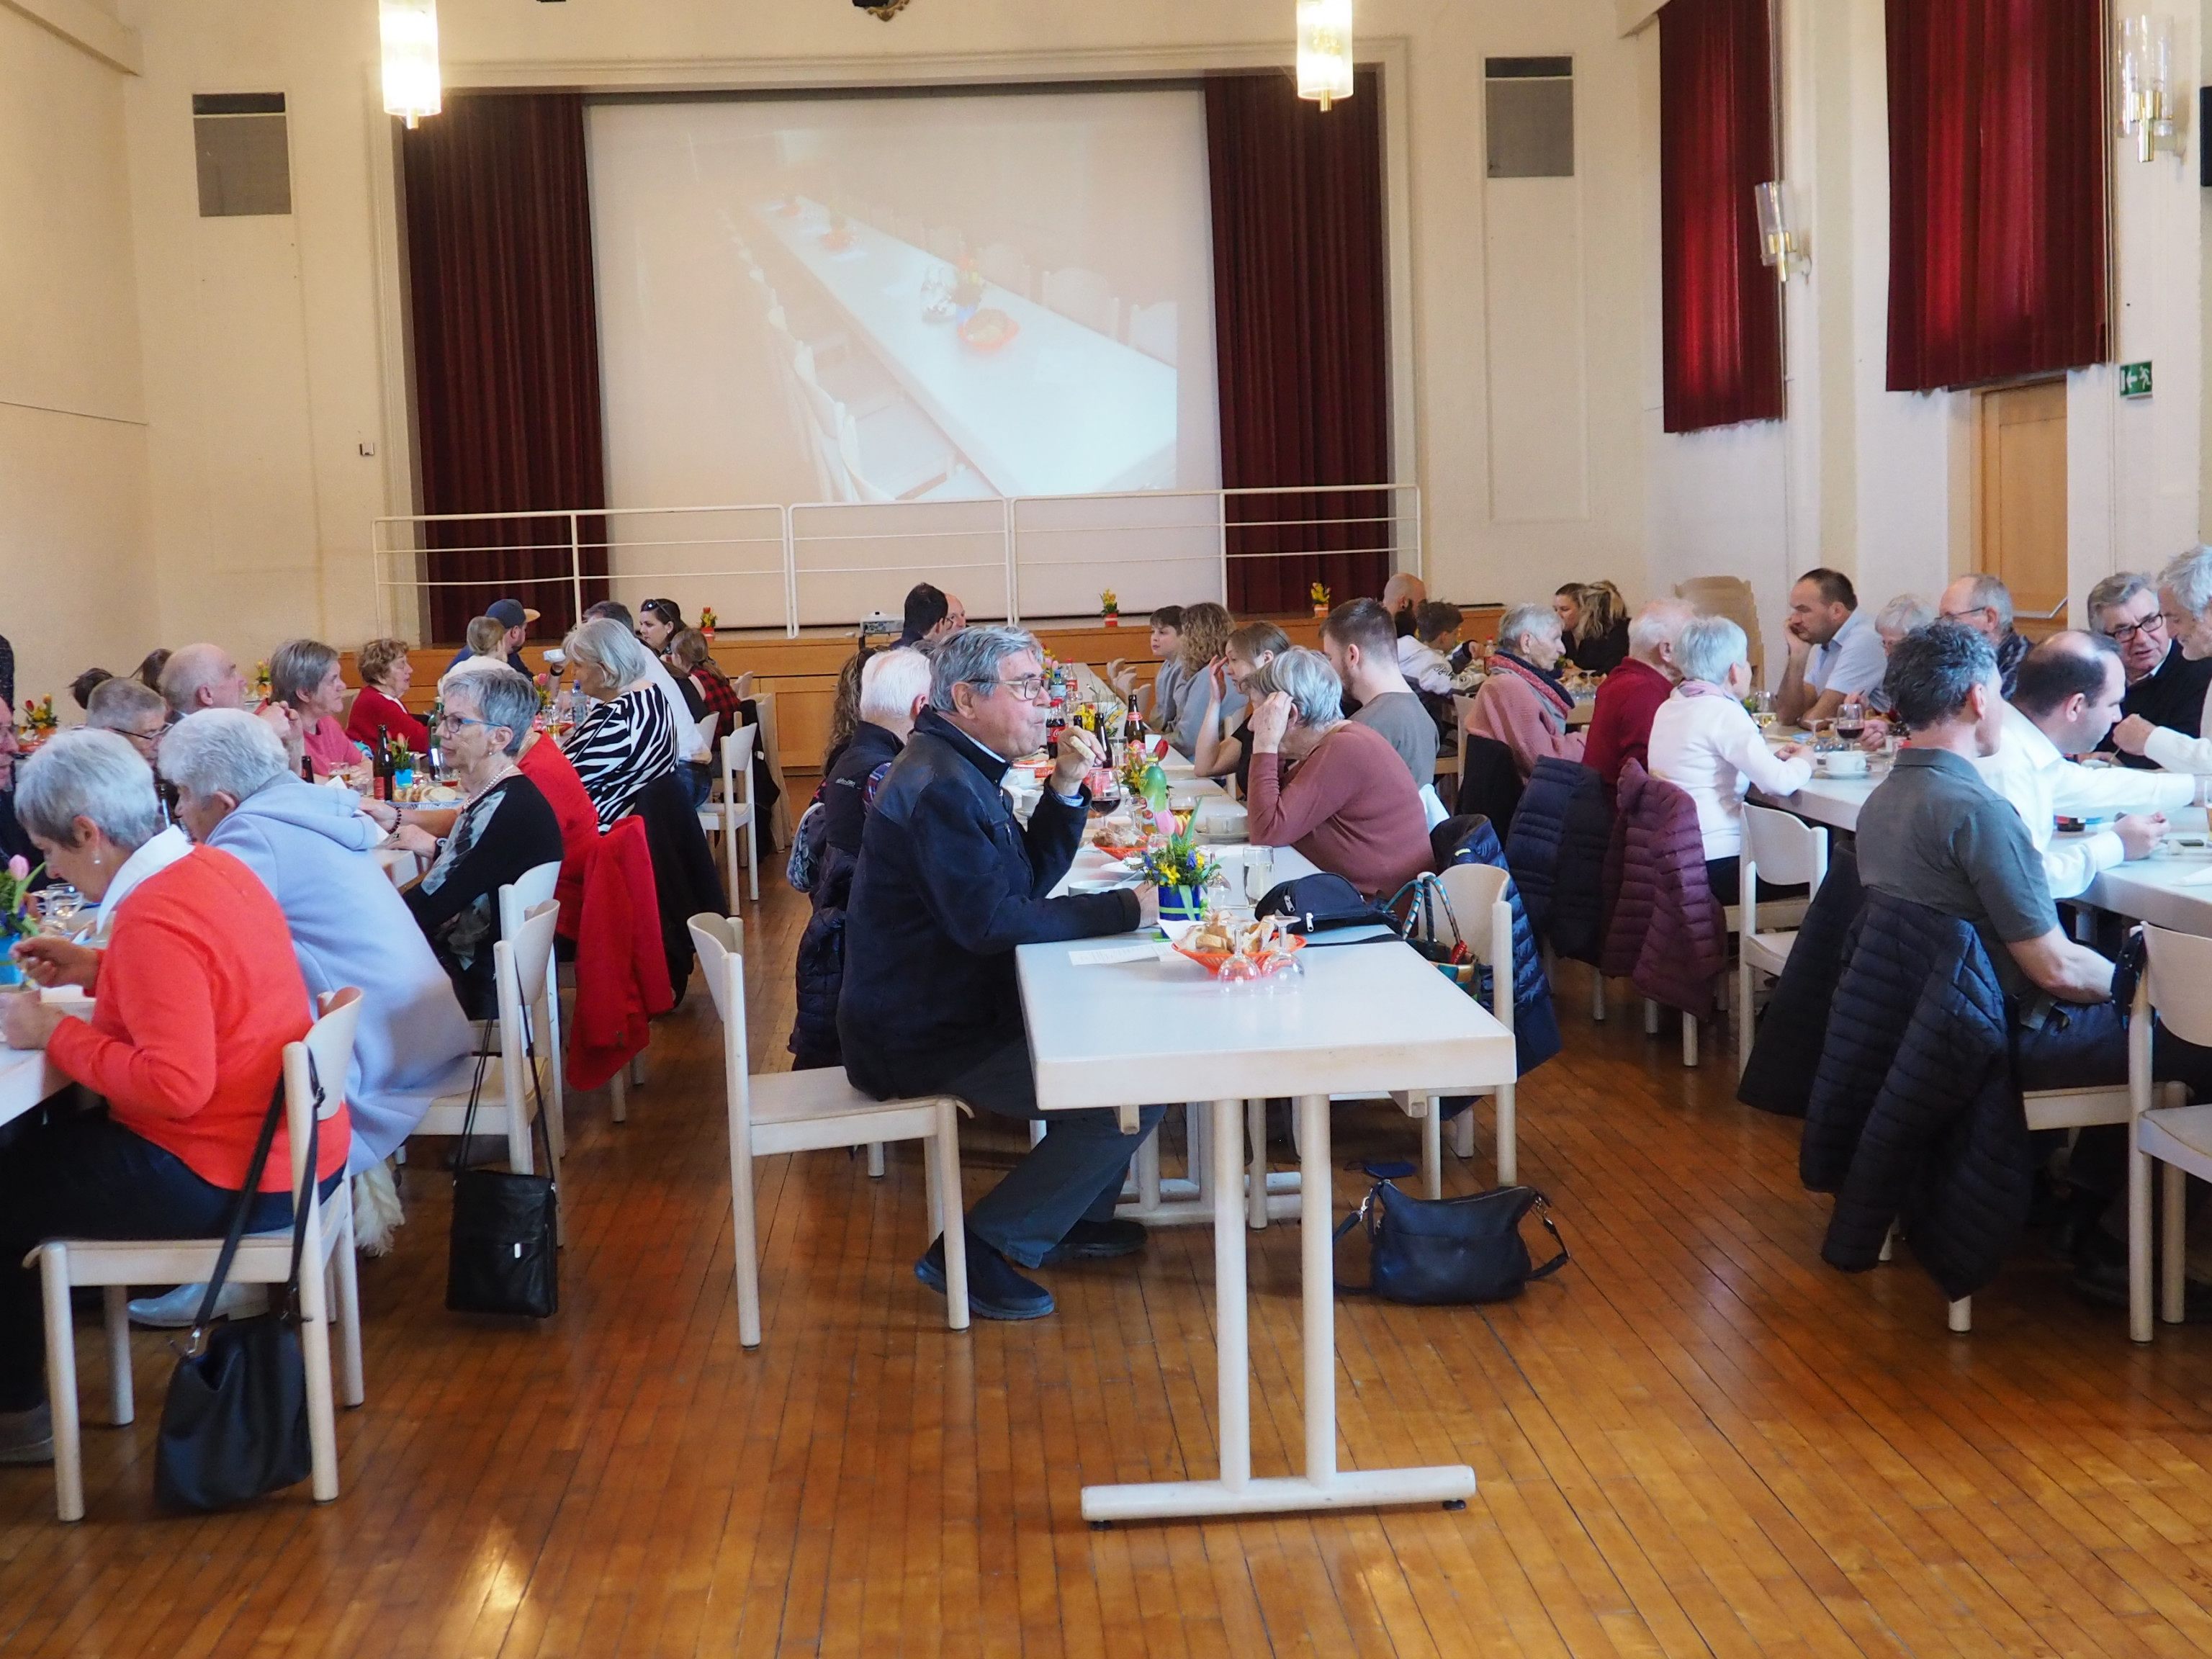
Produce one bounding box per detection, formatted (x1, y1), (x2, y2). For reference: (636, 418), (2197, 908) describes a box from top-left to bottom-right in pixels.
(446, 597), (536, 675)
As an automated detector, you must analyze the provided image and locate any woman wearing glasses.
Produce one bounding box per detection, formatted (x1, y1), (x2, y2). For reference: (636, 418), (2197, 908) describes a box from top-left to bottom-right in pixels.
(558, 617), (680, 829)
(367, 667), (563, 1017)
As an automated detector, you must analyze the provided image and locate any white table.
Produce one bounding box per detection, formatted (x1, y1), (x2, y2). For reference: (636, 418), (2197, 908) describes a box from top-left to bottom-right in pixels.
(1016, 932), (1516, 1524)
(0, 1046), (68, 1131)
(2081, 809), (2212, 933)
(752, 199), (1175, 497)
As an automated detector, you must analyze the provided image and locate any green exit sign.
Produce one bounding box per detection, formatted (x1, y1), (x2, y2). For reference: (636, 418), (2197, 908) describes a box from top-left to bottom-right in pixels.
(2121, 360), (2154, 398)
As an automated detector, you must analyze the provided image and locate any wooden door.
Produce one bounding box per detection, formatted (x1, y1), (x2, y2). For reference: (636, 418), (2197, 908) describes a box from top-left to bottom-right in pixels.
(1975, 379), (2069, 639)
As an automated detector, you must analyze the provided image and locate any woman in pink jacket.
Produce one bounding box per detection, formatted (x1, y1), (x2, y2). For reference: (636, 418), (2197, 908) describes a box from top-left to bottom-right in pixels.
(1467, 603), (1588, 780)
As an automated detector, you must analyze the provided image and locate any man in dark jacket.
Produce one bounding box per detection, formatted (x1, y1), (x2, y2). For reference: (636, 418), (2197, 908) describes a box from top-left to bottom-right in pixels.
(840, 626), (1161, 1321)
(2088, 570), (2212, 768)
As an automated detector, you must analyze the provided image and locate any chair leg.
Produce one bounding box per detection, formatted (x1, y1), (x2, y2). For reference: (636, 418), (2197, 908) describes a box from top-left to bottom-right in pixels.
(102, 1286), (132, 1426)
(541, 992), (568, 1162)
(334, 1201), (365, 1406)
(629, 1052), (647, 1088)
(42, 1246), (84, 1522)
(1878, 1223), (1896, 1263)
(1420, 1097), (1442, 1201)
(1644, 998), (1660, 1036)
(866, 1143), (886, 1179)
(1591, 971), (1606, 1024)
(1027, 1119), (1046, 1148)
(2129, 1137), (2155, 1343)
(610, 1069), (628, 1125)
(2162, 1161), (2188, 1326)
(932, 1106), (970, 1331)
(298, 1299), (341, 1503)
(732, 1131), (763, 1349)
(1496, 1082), (1516, 1187)
(1449, 1100), (1476, 1161)
(1947, 1297), (1972, 1334)
(747, 816), (760, 904)
(1681, 1014), (1699, 1069)
(1246, 1099), (1268, 1231)
(1737, 958), (1755, 1079)
(1135, 1125), (1163, 1208)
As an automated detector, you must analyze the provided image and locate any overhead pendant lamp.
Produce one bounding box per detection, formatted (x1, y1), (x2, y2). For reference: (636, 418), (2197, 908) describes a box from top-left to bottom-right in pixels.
(381, 0), (442, 130)
(1295, 0), (1354, 112)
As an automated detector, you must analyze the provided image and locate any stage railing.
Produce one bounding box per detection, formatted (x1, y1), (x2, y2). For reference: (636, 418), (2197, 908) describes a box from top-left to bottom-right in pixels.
(369, 483), (1421, 639)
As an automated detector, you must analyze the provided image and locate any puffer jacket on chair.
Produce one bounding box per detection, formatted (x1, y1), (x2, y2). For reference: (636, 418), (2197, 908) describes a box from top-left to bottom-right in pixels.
(1433, 815), (1563, 1075)
(1504, 757), (1611, 961)
(1599, 760), (1726, 1020)
(1798, 890), (2030, 1301)
(1737, 840), (1863, 1118)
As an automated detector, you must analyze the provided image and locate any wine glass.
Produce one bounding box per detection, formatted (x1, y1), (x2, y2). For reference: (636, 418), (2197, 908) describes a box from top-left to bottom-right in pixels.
(41, 886), (84, 937)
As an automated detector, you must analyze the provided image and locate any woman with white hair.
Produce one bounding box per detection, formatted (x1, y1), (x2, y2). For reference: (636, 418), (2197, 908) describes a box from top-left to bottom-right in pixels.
(559, 615), (678, 827)
(1465, 603), (1588, 780)
(1646, 615), (1814, 904)
(0, 731), (346, 1464)
(2113, 545), (2212, 771)
(1244, 647), (1432, 898)
(161, 709), (472, 1172)
(1863, 593), (1936, 722)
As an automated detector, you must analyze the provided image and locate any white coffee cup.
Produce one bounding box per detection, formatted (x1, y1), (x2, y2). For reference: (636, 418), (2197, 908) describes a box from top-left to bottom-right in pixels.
(1820, 750), (1869, 779)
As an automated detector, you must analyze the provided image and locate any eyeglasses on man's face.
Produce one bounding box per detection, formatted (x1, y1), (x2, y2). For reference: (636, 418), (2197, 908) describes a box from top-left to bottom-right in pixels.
(1938, 605), (1993, 624)
(969, 673), (1048, 703)
(2103, 611), (2167, 645)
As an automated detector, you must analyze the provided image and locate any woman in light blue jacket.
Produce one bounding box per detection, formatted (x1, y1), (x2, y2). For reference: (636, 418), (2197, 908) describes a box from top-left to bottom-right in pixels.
(158, 709), (475, 1172)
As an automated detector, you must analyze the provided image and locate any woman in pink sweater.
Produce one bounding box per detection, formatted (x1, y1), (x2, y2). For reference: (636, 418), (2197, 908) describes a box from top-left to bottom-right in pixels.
(1244, 648), (1432, 899)
(1467, 603), (1586, 780)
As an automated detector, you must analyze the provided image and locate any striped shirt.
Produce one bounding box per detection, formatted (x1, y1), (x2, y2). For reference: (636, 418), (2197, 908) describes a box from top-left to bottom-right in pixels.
(564, 685), (678, 828)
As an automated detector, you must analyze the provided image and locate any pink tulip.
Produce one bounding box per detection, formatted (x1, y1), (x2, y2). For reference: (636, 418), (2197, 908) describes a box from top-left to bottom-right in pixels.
(6, 856), (27, 881)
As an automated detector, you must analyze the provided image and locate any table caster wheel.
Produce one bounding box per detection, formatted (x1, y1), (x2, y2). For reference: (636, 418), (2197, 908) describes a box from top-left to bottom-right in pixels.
(1442, 1499), (1467, 1511)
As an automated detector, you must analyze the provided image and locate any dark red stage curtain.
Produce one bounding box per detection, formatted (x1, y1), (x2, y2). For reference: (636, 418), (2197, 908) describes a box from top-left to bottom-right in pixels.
(1205, 71), (1391, 614)
(403, 92), (608, 640)
(1884, 0), (2107, 392)
(1660, 0), (1785, 432)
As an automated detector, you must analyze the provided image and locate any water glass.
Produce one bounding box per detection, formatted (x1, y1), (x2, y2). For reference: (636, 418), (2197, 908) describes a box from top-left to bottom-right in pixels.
(1241, 845), (1277, 904)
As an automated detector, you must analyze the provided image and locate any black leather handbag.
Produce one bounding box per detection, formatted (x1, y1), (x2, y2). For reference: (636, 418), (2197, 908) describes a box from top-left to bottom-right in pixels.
(1255, 873), (1401, 938)
(1336, 1179), (1568, 1305)
(154, 1067), (320, 1513)
(445, 1034), (559, 1319)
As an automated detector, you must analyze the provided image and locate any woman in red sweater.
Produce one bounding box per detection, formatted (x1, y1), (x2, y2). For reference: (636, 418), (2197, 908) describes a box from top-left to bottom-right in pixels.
(1244, 648), (1433, 900)
(344, 637), (430, 755)
(0, 730), (343, 1465)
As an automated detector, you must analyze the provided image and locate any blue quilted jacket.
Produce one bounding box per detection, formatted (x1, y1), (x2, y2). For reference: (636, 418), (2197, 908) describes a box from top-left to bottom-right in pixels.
(1504, 757), (1611, 963)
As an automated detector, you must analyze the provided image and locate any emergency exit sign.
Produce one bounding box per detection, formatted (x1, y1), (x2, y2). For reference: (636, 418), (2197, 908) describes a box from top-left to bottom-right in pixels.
(2121, 361), (2154, 398)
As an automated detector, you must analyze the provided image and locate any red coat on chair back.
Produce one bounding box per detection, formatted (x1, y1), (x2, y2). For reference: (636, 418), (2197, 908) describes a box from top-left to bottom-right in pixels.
(1600, 760), (1726, 1020)
(567, 817), (675, 1092)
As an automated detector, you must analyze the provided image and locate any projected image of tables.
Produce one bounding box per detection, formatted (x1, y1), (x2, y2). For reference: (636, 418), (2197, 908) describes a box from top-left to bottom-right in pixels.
(751, 199), (1176, 498)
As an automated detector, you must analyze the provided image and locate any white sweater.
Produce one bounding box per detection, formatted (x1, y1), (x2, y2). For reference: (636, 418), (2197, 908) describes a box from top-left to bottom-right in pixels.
(1646, 687), (1814, 861)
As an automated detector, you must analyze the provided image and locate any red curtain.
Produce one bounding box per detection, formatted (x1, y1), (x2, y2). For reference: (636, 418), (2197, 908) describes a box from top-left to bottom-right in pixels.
(1660, 0), (1785, 432)
(403, 93), (608, 641)
(1205, 71), (1391, 614)
(1884, 0), (2107, 392)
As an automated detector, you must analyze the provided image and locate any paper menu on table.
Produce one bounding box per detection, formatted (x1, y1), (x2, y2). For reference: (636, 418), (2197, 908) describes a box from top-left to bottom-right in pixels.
(1069, 944), (1172, 966)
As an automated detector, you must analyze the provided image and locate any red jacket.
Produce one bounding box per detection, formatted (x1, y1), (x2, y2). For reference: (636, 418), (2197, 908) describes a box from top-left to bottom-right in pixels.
(1600, 760), (1726, 1020)
(1583, 657), (1672, 787)
(521, 735), (600, 943)
(346, 685), (428, 752)
(50, 848), (348, 1192)
(565, 817), (674, 1092)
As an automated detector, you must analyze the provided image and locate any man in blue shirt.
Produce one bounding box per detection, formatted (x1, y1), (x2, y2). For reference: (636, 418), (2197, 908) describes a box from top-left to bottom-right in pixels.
(1775, 567), (1887, 727)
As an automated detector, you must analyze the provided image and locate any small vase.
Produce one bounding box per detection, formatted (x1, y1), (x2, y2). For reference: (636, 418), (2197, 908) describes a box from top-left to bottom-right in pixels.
(1157, 884), (1208, 925)
(1102, 613), (1120, 628)
(0, 956), (22, 988)
(1311, 603), (1328, 617)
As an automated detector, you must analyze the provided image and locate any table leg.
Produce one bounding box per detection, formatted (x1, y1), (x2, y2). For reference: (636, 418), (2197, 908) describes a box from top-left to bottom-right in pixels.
(1298, 1092), (1336, 1485)
(1212, 1095), (1250, 1491)
(1248, 1099), (1269, 1231)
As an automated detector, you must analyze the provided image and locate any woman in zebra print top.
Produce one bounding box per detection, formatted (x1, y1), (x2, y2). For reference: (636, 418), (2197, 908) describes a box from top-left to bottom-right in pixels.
(558, 617), (678, 828)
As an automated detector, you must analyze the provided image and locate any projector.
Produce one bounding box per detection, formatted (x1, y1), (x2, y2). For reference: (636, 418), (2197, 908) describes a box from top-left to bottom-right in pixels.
(859, 611), (900, 642)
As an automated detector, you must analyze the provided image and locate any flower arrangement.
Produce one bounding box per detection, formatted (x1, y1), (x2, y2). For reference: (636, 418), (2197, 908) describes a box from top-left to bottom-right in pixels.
(1310, 582), (1332, 616)
(1138, 817), (1218, 895)
(0, 855), (42, 978)
(24, 697), (55, 735)
(951, 256), (986, 312)
(253, 661), (271, 701)
(533, 672), (556, 711)
(1100, 588), (1120, 626)
(700, 606), (718, 641)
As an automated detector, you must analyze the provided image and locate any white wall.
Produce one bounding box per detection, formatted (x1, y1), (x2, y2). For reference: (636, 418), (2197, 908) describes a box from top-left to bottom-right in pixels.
(104, 0), (1655, 663)
(0, 0), (155, 703)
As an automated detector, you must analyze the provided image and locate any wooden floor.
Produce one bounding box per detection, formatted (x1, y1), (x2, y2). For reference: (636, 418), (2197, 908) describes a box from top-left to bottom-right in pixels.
(8, 884), (2212, 1656)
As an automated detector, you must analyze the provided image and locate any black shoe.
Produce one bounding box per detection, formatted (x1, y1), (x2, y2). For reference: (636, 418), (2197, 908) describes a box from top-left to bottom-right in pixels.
(2068, 1230), (2212, 1318)
(916, 1230), (1054, 1321)
(1041, 1217), (1148, 1264)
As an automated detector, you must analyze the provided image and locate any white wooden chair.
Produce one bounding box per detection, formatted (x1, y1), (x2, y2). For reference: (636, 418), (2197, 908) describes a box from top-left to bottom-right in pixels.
(688, 914), (971, 1347)
(499, 863), (566, 1148)
(31, 989), (366, 1522)
(1402, 863), (1518, 1195)
(1041, 266), (1119, 337)
(2128, 925), (2212, 1341)
(395, 901), (564, 1206)
(1734, 806), (1830, 1076)
(698, 724), (760, 909)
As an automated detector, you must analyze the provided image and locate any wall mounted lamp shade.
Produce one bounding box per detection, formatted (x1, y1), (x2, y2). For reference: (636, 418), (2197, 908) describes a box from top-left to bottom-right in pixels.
(1753, 181), (1807, 281)
(381, 0), (442, 129)
(2118, 14), (2176, 161)
(1296, 0), (1354, 112)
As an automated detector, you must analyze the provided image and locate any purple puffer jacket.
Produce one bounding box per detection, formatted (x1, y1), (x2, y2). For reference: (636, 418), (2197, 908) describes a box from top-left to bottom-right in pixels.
(1599, 760), (1727, 1020)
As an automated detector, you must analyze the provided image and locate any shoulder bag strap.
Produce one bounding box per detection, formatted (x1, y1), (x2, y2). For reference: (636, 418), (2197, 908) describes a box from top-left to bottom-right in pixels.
(278, 1055), (325, 1319)
(1525, 1194), (1570, 1281)
(449, 1041), (495, 1186)
(181, 1061), (293, 1349)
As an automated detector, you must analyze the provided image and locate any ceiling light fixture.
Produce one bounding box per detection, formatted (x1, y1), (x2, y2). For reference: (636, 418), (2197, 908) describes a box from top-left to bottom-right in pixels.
(380, 0), (442, 130)
(1296, 0), (1354, 112)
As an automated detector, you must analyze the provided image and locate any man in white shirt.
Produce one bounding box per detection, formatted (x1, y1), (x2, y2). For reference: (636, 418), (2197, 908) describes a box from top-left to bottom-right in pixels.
(1974, 631), (2187, 899)
(1774, 568), (1887, 726)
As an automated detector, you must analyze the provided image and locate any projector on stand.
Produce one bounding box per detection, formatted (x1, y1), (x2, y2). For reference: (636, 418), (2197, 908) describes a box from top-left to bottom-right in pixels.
(859, 611), (901, 644)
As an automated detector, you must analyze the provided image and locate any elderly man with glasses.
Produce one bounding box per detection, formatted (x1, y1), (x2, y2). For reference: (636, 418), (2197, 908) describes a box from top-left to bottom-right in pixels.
(2088, 570), (2212, 770)
(840, 626), (1163, 1322)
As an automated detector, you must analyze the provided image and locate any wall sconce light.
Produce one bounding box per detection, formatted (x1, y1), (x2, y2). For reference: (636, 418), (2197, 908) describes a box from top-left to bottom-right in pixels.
(1296, 0), (1354, 112)
(2119, 14), (2177, 163)
(1754, 181), (1807, 282)
(380, 0), (442, 130)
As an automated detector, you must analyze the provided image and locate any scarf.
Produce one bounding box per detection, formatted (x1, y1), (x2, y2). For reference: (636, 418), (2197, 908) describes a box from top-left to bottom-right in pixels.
(1490, 650), (1575, 724)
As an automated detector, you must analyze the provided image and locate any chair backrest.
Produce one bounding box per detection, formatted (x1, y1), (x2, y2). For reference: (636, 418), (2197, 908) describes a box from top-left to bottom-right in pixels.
(1434, 863), (1516, 1030)
(720, 724), (759, 803)
(686, 912), (747, 1026)
(1418, 783), (1449, 830)
(1126, 300), (1176, 364)
(688, 711), (719, 765)
(2145, 925), (2212, 1047)
(498, 861), (562, 948)
(498, 899), (561, 1021)
(282, 987), (364, 1190)
(1041, 266), (1118, 336)
(1741, 804), (1828, 937)
(1674, 576), (1765, 683)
